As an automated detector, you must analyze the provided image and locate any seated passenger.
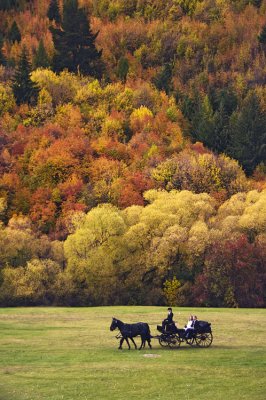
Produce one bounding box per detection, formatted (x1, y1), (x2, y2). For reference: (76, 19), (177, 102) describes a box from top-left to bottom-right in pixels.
(184, 315), (195, 338)
(193, 315), (198, 329)
(162, 307), (174, 332)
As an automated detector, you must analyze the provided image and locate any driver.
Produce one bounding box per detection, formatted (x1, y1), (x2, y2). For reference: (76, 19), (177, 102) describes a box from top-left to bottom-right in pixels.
(162, 307), (174, 331)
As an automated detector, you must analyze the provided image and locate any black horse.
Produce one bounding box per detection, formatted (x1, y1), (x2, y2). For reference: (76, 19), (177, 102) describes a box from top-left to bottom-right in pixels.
(110, 318), (152, 350)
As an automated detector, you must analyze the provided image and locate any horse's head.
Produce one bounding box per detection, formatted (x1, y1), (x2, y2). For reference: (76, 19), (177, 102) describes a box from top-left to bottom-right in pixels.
(110, 317), (118, 331)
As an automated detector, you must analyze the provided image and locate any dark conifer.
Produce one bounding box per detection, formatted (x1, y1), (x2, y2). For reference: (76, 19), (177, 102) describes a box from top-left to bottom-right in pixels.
(8, 21), (21, 43)
(212, 104), (230, 153)
(189, 94), (215, 147)
(51, 0), (103, 77)
(228, 92), (266, 174)
(0, 0), (8, 10)
(47, 0), (61, 24)
(117, 56), (129, 83)
(33, 39), (50, 69)
(12, 46), (39, 105)
(153, 63), (173, 94)
(0, 0), (18, 11)
(250, 0), (262, 7)
(0, 34), (6, 66)
(258, 24), (266, 44)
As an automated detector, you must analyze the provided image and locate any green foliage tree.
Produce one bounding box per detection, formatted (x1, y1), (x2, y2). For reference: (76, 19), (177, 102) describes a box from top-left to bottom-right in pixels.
(0, 84), (16, 116)
(51, 0), (103, 77)
(0, 214), (53, 269)
(47, 0), (61, 24)
(64, 204), (126, 304)
(163, 276), (181, 306)
(8, 21), (21, 43)
(176, 0), (200, 15)
(191, 95), (215, 147)
(0, 189), (265, 306)
(212, 104), (230, 153)
(116, 56), (129, 83)
(33, 39), (50, 69)
(12, 46), (39, 105)
(152, 150), (250, 197)
(153, 63), (173, 94)
(228, 92), (266, 174)
(0, 259), (62, 306)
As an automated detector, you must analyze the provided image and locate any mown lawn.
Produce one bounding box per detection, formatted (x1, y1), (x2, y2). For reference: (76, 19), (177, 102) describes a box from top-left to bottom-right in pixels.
(0, 307), (265, 400)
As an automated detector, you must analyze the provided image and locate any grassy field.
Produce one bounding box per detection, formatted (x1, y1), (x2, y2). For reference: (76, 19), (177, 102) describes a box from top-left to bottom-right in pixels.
(0, 307), (265, 400)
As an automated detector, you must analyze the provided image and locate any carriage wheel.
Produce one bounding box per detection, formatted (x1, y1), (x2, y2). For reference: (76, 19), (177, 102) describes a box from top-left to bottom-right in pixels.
(195, 332), (213, 348)
(186, 337), (195, 346)
(159, 336), (169, 347)
(168, 335), (181, 349)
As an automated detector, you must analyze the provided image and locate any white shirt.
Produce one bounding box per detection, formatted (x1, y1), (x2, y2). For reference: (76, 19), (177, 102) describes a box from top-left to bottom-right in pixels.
(186, 320), (194, 329)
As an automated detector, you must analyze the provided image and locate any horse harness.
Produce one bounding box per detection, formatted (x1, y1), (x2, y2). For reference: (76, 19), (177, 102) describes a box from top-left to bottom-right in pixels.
(121, 325), (134, 337)
(115, 326), (133, 341)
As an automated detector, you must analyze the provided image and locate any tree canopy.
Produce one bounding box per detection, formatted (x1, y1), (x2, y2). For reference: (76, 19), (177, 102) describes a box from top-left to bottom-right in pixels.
(0, 0), (265, 307)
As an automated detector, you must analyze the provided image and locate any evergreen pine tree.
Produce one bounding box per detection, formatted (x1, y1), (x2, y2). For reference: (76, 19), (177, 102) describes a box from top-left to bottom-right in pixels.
(0, 0), (8, 10)
(228, 92), (266, 174)
(210, 88), (237, 153)
(153, 63), (173, 94)
(8, 21), (21, 43)
(47, 0), (61, 24)
(33, 39), (50, 69)
(212, 103), (230, 153)
(51, 0), (103, 77)
(214, 87), (238, 116)
(12, 46), (39, 105)
(249, 0), (262, 7)
(0, 34), (6, 66)
(117, 56), (129, 83)
(190, 94), (215, 147)
(0, 0), (18, 11)
(258, 24), (266, 44)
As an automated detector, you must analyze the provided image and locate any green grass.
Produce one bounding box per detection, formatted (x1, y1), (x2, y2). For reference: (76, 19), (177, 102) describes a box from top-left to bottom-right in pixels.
(0, 307), (265, 400)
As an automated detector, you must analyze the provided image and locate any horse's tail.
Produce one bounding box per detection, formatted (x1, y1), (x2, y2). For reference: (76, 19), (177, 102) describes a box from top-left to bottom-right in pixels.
(146, 324), (152, 339)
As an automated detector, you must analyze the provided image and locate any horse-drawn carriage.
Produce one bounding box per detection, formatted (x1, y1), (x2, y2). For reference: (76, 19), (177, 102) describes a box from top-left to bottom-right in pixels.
(155, 320), (213, 348)
(110, 317), (213, 350)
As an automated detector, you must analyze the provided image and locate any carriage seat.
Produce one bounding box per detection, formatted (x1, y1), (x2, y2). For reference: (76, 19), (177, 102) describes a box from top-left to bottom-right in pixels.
(195, 320), (212, 333)
(157, 322), (178, 334)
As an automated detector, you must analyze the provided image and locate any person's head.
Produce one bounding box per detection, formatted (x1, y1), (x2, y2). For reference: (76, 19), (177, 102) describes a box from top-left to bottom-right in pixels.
(193, 316), (197, 320)
(189, 315), (193, 320)
(168, 307), (172, 312)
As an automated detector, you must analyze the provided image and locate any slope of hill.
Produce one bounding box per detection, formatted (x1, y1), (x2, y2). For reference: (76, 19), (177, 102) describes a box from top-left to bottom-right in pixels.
(0, 0), (265, 306)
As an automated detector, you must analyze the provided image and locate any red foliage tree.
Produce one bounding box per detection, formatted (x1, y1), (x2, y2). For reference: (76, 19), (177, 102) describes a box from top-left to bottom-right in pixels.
(193, 235), (265, 307)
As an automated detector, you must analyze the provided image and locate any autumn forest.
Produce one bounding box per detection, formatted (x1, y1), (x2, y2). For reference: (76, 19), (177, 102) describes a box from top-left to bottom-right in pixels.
(0, 0), (265, 307)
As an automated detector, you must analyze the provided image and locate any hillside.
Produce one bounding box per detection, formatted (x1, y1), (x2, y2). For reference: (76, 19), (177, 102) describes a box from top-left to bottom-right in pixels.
(0, 0), (265, 307)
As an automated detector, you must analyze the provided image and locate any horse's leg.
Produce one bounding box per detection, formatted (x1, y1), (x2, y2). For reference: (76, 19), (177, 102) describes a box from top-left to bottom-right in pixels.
(125, 337), (131, 350)
(139, 336), (144, 350)
(119, 337), (124, 349)
(147, 338), (152, 349)
(130, 337), (137, 349)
